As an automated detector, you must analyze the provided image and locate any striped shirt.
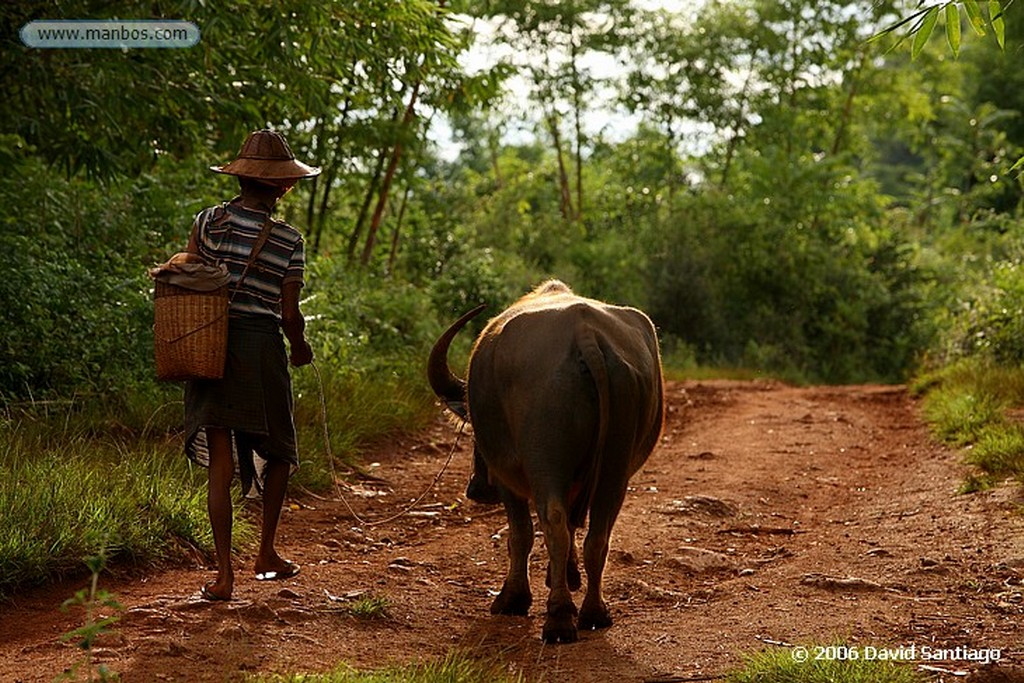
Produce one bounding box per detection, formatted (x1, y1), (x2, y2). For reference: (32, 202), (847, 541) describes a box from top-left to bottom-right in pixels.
(192, 199), (305, 320)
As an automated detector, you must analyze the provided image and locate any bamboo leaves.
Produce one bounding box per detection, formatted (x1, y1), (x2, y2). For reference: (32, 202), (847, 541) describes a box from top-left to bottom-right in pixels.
(991, 0), (1007, 48)
(873, 1), (1012, 59)
(912, 5), (941, 59)
(946, 4), (961, 57)
(964, 0), (988, 34)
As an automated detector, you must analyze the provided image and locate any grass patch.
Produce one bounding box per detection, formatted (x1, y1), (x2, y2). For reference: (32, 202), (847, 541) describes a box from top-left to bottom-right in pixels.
(250, 651), (523, 683)
(915, 359), (1024, 487)
(727, 644), (924, 683)
(0, 423), (246, 595)
(0, 397), (251, 596)
(343, 594), (392, 620)
(325, 592), (393, 620)
(968, 424), (1024, 476)
(921, 384), (1005, 445)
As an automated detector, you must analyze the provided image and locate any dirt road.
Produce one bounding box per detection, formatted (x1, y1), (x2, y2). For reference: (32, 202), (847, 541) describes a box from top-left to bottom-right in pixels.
(2, 380), (1023, 682)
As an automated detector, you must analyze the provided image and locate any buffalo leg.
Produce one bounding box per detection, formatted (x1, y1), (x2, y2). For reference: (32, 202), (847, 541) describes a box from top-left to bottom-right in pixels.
(568, 530), (583, 591)
(579, 486), (627, 630)
(537, 497), (578, 643)
(490, 491), (533, 616)
(546, 527), (583, 592)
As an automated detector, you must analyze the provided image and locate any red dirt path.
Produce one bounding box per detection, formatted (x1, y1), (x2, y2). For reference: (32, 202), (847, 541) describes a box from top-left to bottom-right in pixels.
(2, 380), (1023, 682)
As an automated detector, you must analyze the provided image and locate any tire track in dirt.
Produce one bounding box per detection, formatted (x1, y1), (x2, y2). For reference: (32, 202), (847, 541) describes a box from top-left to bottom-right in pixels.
(1, 380), (1022, 682)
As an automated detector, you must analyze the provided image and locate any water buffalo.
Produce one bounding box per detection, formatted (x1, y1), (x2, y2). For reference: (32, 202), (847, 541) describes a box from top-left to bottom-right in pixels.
(428, 280), (664, 643)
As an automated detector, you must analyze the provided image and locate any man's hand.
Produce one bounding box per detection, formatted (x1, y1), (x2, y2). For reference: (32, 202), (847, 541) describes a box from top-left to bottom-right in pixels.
(290, 339), (314, 367)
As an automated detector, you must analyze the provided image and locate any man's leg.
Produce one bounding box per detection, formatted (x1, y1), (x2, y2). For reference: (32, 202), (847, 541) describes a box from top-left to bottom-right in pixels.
(254, 458), (296, 577)
(205, 427), (234, 599)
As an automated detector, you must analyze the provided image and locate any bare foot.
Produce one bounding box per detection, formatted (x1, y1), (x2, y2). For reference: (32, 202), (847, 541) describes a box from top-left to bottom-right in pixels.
(254, 554), (300, 581)
(199, 577), (232, 601)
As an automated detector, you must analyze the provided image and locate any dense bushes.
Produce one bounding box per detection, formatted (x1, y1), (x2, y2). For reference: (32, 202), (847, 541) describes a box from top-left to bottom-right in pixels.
(0, 136), (998, 404)
(908, 216), (1024, 488)
(0, 157), (219, 403)
(434, 142), (938, 384)
(0, 159), (491, 408)
(943, 258), (1024, 365)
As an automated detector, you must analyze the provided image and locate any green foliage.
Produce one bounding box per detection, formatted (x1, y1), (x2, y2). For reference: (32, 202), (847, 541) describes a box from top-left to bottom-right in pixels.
(727, 643), (924, 683)
(6, 0), (1009, 400)
(637, 183), (931, 383)
(942, 256), (1024, 363)
(2, 0), (465, 181)
(288, 265), (453, 488)
(291, 365), (436, 491)
(947, 4), (963, 57)
(58, 542), (123, 683)
(250, 652), (524, 683)
(304, 265), (438, 370)
(914, 6), (943, 59)
(0, 156), (214, 402)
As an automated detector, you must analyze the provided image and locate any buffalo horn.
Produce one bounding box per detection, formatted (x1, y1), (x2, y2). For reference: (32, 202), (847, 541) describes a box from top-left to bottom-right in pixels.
(427, 304), (487, 412)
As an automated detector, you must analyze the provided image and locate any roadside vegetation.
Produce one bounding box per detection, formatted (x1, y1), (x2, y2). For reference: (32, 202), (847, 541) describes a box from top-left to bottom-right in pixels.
(250, 652), (523, 683)
(0, 427), (223, 592)
(914, 357), (1024, 491)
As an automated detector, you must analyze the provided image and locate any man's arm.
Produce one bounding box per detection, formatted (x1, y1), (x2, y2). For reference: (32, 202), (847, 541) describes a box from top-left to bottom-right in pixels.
(281, 281), (313, 367)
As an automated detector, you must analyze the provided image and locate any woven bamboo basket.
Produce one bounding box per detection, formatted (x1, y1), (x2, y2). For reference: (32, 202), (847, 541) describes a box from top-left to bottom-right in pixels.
(153, 280), (229, 381)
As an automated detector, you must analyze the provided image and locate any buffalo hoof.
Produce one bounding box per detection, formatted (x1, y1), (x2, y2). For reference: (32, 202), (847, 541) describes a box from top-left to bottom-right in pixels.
(490, 586), (532, 616)
(579, 602), (613, 631)
(542, 604), (579, 644)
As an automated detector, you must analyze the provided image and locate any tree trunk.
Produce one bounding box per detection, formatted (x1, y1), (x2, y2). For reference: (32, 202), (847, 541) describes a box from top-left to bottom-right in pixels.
(313, 162), (337, 255)
(570, 34), (583, 223)
(488, 127), (503, 189)
(665, 118), (678, 208)
(832, 58), (863, 157)
(720, 70), (753, 189)
(306, 117), (324, 234)
(547, 109), (574, 222)
(387, 183), (413, 276)
(306, 175), (319, 241)
(361, 78), (421, 267)
(347, 149), (387, 262)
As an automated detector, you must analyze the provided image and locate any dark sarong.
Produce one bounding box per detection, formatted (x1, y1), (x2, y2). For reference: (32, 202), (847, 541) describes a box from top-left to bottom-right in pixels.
(184, 315), (298, 497)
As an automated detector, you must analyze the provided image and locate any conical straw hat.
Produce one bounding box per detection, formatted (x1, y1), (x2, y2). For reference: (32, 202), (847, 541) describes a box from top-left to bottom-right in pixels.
(210, 129), (320, 181)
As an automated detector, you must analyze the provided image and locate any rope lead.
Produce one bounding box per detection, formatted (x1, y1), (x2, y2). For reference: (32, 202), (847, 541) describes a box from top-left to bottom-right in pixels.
(308, 360), (466, 528)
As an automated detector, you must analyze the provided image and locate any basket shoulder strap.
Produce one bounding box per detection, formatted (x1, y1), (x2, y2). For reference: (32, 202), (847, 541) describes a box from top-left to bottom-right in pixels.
(230, 214), (275, 301)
